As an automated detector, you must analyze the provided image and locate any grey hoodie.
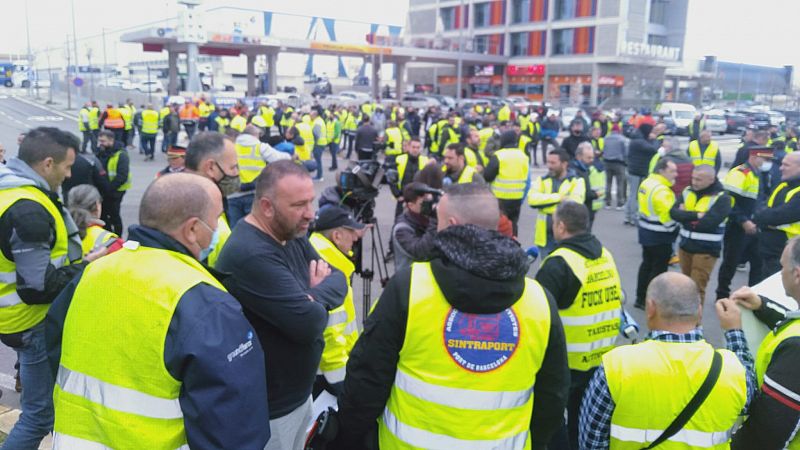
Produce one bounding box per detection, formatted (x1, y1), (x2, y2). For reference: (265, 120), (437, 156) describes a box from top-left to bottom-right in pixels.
(0, 158), (83, 262)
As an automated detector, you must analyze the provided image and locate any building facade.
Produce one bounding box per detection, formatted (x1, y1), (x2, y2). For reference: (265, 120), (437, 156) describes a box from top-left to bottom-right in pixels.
(406, 0), (689, 106)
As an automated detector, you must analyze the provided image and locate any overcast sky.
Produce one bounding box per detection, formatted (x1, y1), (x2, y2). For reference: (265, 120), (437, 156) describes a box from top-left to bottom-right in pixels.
(1, 0), (798, 71)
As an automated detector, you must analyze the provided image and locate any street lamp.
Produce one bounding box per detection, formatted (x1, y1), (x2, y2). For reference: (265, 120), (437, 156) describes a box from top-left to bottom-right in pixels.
(86, 47), (94, 100)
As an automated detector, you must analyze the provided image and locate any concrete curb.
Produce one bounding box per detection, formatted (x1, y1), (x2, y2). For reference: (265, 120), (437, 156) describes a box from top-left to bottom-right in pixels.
(0, 406), (51, 449)
(11, 95), (77, 122)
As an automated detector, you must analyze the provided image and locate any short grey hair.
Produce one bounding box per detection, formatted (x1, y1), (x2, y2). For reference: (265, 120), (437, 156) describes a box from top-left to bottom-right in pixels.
(789, 236), (800, 269)
(66, 184), (102, 213)
(441, 182), (500, 230)
(647, 272), (701, 322)
(575, 142), (594, 158)
(185, 132), (226, 171)
(139, 173), (213, 233)
(693, 165), (715, 177)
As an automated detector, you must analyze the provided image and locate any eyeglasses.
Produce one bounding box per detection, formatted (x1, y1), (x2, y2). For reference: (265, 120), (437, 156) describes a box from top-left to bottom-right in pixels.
(195, 217), (217, 234)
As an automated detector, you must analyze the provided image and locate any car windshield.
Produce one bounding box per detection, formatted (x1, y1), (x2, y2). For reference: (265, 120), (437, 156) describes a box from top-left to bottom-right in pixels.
(675, 110), (694, 119)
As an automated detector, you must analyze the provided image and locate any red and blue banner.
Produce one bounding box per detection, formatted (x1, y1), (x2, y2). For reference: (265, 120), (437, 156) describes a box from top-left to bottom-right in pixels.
(529, 0), (549, 22)
(573, 26), (595, 54)
(527, 31), (547, 56)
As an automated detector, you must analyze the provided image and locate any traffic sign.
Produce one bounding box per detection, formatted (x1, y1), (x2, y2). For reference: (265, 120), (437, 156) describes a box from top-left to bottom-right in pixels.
(73, 77), (83, 87)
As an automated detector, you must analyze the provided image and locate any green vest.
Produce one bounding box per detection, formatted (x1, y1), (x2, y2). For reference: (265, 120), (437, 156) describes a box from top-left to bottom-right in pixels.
(108, 150), (131, 192)
(53, 244), (226, 449)
(0, 186), (70, 333)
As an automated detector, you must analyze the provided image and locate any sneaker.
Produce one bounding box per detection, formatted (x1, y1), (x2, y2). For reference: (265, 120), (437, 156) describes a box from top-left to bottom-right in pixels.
(669, 255), (680, 265)
(616, 206), (624, 211)
(313, 177), (324, 183)
(736, 263), (748, 272)
(604, 205), (611, 210)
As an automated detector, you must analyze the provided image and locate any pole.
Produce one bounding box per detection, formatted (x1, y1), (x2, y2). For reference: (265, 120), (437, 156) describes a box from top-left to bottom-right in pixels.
(147, 64), (152, 103)
(71, 0), (80, 97)
(87, 49), (95, 100)
(24, 2), (33, 97)
(46, 48), (53, 104)
(455, 0), (464, 101)
(736, 63), (743, 107)
(102, 28), (109, 87)
(65, 36), (72, 110)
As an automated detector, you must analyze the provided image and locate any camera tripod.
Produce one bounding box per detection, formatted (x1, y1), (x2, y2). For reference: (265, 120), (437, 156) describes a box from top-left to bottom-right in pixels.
(352, 204), (391, 324)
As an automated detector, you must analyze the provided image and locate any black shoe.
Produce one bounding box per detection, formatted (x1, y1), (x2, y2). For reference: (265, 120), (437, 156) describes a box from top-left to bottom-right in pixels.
(633, 302), (645, 311)
(328, 166), (337, 171)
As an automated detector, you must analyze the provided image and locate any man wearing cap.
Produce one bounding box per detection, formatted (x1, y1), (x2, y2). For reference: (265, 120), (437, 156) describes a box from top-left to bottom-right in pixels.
(156, 131), (190, 178)
(755, 152), (800, 275)
(309, 206), (365, 396)
(716, 146), (774, 299)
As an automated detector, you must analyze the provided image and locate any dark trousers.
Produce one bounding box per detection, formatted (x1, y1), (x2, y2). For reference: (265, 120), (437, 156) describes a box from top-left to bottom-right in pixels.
(110, 128), (124, 146)
(313, 145), (325, 179)
(357, 148), (375, 161)
(81, 130), (93, 153)
(604, 161), (627, 207)
(91, 130), (99, 153)
(498, 199), (522, 237)
(329, 142), (340, 170)
(344, 132), (356, 159)
(140, 133), (156, 157)
(636, 243), (673, 305)
(162, 131), (177, 153)
(716, 223), (763, 299)
(550, 368), (597, 450)
(759, 230), (786, 280)
(538, 137), (559, 164)
(101, 192), (125, 235)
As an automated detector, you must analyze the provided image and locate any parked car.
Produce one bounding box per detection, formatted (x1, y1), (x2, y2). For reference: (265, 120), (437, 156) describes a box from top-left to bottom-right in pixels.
(768, 111), (786, 127)
(656, 102), (697, 135)
(746, 111), (771, 130)
(725, 112), (750, 134)
(423, 94), (455, 112)
(338, 90), (372, 103)
(659, 115), (677, 135)
(506, 96), (534, 112)
(703, 110), (728, 134)
(401, 94), (441, 111)
(133, 80), (164, 93)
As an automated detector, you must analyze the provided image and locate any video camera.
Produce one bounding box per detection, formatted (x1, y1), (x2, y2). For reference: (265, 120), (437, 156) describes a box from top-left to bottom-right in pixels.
(337, 160), (398, 221)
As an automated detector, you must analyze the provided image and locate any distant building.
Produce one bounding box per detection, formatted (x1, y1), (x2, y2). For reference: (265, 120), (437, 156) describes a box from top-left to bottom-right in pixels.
(406, 0), (689, 106)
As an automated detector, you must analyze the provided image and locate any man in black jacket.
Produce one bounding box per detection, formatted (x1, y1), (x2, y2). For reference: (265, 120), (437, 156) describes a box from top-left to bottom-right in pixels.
(95, 131), (129, 235)
(755, 152), (800, 275)
(391, 182), (437, 274)
(570, 142), (600, 227)
(333, 183), (569, 450)
(624, 123), (659, 225)
(670, 165), (732, 303)
(61, 151), (111, 205)
(535, 201), (622, 450)
(561, 119), (589, 160)
(730, 237), (800, 449)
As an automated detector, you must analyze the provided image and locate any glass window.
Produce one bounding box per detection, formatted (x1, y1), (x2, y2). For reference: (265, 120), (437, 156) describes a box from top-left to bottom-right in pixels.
(555, 0), (595, 20)
(474, 2), (490, 27)
(510, 32), (530, 56)
(649, 0), (667, 25)
(474, 35), (488, 53)
(556, 0), (576, 19)
(441, 7), (456, 30)
(512, 0), (531, 23)
(647, 34), (667, 46)
(552, 29), (574, 55)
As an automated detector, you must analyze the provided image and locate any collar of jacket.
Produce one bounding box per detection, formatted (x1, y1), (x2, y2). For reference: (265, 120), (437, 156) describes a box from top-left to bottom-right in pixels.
(651, 173), (673, 188)
(127, 225), (229, 280)
(691, 180), (724, 197)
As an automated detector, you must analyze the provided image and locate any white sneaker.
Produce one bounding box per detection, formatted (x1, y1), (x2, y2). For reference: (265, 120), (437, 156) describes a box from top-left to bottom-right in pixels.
(616, 206), (623, 211)
(604, 205), (611, 210)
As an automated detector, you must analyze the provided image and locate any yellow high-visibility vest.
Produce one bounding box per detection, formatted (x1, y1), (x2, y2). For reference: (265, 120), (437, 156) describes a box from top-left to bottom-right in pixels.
(81, 225), (118, 256)
(141, 109), (159, 135)
(544, 247), (621, 371)
(766, 182), (800, 239)
(637, 174), (677, 234)
(378, 262), (551, 449)
(235, 141), (266, 184)
(491, 147), (529, 201)
(53, 244), (226, 449)
(528, 176), (586, 247)
(108, 151), (131, 192)
(688, 141), (719, 168)
(604, 340), (746, 450)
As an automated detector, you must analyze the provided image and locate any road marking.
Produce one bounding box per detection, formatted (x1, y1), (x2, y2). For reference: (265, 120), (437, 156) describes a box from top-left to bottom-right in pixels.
(27, 116), (63, 122)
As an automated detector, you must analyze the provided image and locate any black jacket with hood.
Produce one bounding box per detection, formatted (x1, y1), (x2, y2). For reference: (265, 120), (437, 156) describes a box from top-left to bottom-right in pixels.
(331, 225), (569, 450)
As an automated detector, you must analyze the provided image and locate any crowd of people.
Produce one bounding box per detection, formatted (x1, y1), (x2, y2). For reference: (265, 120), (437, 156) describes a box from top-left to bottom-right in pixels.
(0, 93), (795, 450)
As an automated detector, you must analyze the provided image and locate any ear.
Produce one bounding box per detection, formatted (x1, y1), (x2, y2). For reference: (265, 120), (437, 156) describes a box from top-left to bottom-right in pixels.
(645, 298), (656, 320)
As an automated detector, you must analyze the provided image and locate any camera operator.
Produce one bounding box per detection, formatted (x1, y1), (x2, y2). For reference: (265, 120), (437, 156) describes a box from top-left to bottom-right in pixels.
(392, 182), (439, 273)
(354, 115), (379, 161)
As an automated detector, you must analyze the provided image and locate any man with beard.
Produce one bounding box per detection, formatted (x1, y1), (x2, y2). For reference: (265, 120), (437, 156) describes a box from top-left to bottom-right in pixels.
(184, 132), (241, 268)
(561, 119), (590, 160)
(217, 160), (347, 450)
(95, 130), (130, 235)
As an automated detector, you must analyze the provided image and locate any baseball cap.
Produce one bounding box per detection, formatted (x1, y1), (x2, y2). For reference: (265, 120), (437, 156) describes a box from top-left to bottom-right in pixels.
(313, 206), (365, 232)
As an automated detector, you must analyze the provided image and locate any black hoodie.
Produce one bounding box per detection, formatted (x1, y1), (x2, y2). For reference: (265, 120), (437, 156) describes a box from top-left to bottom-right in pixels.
(536, 233), (604, 309)
(332, 225), (569, 450)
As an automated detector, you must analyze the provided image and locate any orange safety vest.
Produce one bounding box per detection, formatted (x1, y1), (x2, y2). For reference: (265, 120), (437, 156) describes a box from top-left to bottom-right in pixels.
(179, 105), (199, 120)
(104, 109), (124, 129)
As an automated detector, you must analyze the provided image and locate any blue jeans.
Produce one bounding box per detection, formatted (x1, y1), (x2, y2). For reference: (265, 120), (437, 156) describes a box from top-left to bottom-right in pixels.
(625, 173), (642, 224)
(227, 193), (254, 228)
(328, 142), (340, 170)
(302, 160), (318, 174)
(313, 145), (325, 179)
(140, 133), (156, 157)
(3, 322), (54, 450)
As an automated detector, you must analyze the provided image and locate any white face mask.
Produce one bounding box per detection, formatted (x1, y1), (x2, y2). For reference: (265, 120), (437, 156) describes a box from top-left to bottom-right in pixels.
(761, 161), (774, 172)
(657, 147), (666, 157)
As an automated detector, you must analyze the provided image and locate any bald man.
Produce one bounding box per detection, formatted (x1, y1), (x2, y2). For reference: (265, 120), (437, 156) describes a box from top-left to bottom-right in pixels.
(755, 152), (800, 275)
(46, 173), (270, 449)
(332, 183), (569, 450)
(580, 272), (755, 450)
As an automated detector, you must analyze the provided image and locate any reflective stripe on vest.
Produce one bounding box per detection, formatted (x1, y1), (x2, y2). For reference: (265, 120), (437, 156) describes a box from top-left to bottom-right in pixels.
(309, 233), (359, 384)
(638, 174), (677, 233)
(545, 247), (622, 371)
(688, 141), (719, 167)
(491, 148), (529, 200)
(528, 176), (585, 247)
(766, 182), (800, 238)
(0, 186), (69, 333)
(53, 433), (190, 450)
(82, 226), (116, 256)
(756, 318), (800, 386)
(378, 262), (551, 450)
(678, 189), (727, 244)
(141, 109), (160, 134)
(385, 127), (403, 156)
(235, 141), (266, 184)
(723, 165), (759, 199)
(108, 151), (131, 191)
(54, 245), (226, 449)
(604, 340), (746, 450)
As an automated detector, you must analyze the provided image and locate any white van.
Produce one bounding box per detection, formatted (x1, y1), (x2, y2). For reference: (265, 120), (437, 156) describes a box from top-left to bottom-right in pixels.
(657, 102), (697, 135)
